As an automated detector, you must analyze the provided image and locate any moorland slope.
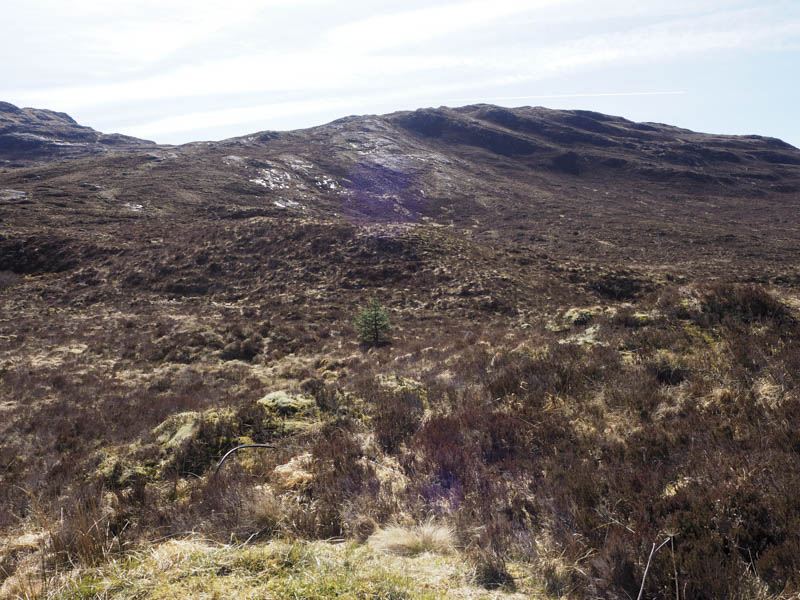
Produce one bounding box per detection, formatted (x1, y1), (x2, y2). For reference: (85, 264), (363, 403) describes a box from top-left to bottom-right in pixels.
(1, 103), (800, 599)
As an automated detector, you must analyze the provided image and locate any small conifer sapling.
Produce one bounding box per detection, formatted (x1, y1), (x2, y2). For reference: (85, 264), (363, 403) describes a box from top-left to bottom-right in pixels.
(354, 297), (392, 345)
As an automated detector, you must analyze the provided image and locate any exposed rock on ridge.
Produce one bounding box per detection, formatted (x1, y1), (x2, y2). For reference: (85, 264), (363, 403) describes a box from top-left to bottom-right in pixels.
(0, 101), (157, 168)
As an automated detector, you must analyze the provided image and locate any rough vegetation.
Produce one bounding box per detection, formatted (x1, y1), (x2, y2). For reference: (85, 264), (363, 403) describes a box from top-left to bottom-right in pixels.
(1, 103), (800, 598)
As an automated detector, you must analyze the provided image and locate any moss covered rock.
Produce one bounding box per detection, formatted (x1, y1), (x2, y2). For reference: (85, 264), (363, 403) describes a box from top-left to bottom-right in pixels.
(258, 391), (314, 417)
(152, 411), (203, 448)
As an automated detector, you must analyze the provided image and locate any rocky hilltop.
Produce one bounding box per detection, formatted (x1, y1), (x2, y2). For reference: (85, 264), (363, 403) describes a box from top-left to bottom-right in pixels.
(1, 103), (799, 288)
(0, 101), (157, 168)
(1, 103), (800, 599)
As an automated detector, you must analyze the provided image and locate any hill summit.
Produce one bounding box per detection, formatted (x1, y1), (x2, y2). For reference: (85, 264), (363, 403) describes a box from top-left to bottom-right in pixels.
(0, 100), (156, 168)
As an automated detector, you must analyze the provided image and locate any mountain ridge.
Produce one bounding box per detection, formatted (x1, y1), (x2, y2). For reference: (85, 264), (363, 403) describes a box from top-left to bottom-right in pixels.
(2, 102), (799, 291)
(2, 100), (798, 170)
(0, 100), (158, 168)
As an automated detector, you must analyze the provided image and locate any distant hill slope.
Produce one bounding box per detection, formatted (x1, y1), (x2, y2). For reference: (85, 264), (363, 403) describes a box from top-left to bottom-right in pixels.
(0, 101), (158, 168)
(1, 103), (798, 289)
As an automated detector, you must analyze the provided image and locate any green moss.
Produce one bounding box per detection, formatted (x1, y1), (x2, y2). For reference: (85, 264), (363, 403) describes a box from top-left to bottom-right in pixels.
(61, 576), (105, 600)
(148, 407), (256, 476)
(559, 324), (605, 347)
(152, 411), (202, 447)
(546, 305), (608, 332)
(563, 306), (602, 326)
(258, 390), (315, 417)
(682, 322), (717, 346)
(96, 450), (155, 488)
(376, 375), (427, 400)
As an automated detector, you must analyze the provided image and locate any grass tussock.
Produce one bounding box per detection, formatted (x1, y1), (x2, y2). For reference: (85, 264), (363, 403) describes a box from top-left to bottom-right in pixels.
(368, 522), (455, 557)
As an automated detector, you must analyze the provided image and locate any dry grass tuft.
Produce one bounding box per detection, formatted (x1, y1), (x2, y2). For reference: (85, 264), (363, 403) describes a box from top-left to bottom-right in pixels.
(273, 453), (314, 490)
(470, 548), (516, 591)
(369, 522), (456, 557)
(239, 486), (283, 537)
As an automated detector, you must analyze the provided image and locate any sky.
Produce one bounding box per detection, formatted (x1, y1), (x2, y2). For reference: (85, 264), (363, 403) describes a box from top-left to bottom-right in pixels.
(2, 0), (799, 146)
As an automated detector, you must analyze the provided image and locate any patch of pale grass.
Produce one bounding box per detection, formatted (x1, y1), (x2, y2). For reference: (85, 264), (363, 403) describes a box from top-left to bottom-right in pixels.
(754, 377), (784, 409)
(21, 535), (544, 599)
(149, 538), (209, 572)
(368, 522), (455, 557)
(44, 539), (444, 600)
(272, 453), (314, 490)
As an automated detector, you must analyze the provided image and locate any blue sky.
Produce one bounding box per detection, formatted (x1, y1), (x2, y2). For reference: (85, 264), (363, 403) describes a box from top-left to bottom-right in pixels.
(2, 0), (799, 146)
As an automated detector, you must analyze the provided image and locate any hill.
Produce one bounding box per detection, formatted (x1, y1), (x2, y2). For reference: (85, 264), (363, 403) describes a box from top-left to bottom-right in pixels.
(0, 101), (157, 169)
(1, 103), (799, 599)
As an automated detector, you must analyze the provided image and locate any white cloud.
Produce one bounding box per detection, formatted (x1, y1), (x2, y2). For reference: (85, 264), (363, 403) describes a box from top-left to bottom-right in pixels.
(2, 0), (798, 143)
(324, 0), (568, 51)
(82, 0), (330, 63)
(3, 51), (494, 110)
(11, 6), (792, 112)
(530, 11), (800, 75)
(121, 80), (498, 137)
(122, 98), (355, 137)
(2, 0), (331, 67)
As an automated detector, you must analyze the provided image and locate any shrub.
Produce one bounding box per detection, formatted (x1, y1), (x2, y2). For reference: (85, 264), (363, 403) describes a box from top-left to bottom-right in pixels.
(0, 269), (20, 290)
(219, 334), (263, 361)
(700, 283), (793, 325)
(304, 422), (377, 538)
(590, 272), (646, 300)
(470, 548), (515, 591)
(373, 388), (424, 453)
(44, 489), (118, 568)
(354, 297), (392, 345)
(649, 351), (690, 386)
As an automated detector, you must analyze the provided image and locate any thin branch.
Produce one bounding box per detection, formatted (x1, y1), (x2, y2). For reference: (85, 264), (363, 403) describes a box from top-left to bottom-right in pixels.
(671, 536), (679, 600)
(214, 444), (275, 475)
(637, 537), (671, 600)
